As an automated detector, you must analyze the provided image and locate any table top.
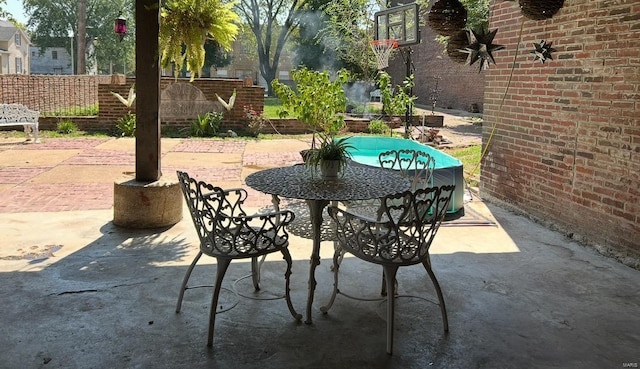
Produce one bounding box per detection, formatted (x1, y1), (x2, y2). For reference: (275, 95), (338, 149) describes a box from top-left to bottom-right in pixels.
(245, 165), (411, 202)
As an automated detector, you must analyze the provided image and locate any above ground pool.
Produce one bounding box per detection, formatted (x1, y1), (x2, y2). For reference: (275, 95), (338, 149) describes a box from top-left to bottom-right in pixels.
(343, 136), (464, 214)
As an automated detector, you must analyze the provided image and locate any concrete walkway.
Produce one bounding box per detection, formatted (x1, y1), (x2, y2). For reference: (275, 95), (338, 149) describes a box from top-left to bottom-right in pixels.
(0, 136), (639, 369)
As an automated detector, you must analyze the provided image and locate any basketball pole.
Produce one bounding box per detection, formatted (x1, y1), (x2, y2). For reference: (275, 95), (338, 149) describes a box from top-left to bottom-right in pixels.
(404, 47), (413, 139)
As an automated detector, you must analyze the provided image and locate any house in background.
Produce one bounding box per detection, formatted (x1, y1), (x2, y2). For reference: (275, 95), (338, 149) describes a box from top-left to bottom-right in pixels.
(30, 36), (97, 75)
(0, 19), (31, 75)
(30, 43), (73, 75)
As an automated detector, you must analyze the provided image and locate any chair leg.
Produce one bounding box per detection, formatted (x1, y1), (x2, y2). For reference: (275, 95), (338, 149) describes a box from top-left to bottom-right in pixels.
(383, 265), (399, 355)
(320, 243), (345, 314)
(207, 258), (232, 347)
(251, 255), (267, 291)
(176, 251), (203, 313)
(280, 248), (302, 321)
(422, 258), (449, 333)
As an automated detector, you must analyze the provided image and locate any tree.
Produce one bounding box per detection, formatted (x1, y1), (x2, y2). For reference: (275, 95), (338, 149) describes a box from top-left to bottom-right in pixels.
(235, 0), (306, 95)
(24, 0), (136, 75)
(316, 0), (378, 81)
(292, 0), (338, 71)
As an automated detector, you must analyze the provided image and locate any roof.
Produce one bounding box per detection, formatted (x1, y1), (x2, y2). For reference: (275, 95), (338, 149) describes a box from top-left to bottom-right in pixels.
(0, 19), (31, 44)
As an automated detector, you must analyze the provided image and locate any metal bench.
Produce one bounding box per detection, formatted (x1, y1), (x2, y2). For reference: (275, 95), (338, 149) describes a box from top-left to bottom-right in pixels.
(0, 104), (39, 143)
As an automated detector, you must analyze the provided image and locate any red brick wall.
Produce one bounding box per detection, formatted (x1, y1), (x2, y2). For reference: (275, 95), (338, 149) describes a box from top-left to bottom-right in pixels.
(481, 1), (640, 265)
(99, 77), (370, 134)
(99, 77), (266, 133)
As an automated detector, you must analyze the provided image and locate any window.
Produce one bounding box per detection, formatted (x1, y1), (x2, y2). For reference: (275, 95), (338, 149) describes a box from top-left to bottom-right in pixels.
(52, 51), (58, 60)
(278, 70), (290, 80)
(15, 34), (21, 46)
(15, 58), (23, 74)
(31, 51), (36, 57)
(216, 69), (228, 77)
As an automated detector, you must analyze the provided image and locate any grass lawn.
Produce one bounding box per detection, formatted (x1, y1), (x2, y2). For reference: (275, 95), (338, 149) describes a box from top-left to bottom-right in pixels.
(445, 145), (481, 187)
(264, 97), (286, 119)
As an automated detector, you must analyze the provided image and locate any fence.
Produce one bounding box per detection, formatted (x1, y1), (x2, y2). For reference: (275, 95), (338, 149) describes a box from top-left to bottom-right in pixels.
(0, 75), (111, 117)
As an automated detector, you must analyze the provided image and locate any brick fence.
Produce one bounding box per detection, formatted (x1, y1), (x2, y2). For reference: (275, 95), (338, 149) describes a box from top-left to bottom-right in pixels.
(482, 1), (639, 265)
(23, 75), (370, 134)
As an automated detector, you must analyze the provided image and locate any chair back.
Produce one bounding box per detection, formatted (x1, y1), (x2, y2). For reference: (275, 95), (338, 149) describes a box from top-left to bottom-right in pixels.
(177, 171), (225, 253)
(177, 171), (294, 258)
(378, 149), (436, 191)
(329, 185), (455, 265)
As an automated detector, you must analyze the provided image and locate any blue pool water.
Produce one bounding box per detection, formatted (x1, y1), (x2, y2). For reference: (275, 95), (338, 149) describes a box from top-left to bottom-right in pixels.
(344, 136), (465, 214)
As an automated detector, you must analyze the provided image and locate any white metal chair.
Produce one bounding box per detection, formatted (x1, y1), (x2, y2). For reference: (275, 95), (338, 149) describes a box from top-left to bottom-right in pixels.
(323, 185), (455, 354)
(176, 171), (302, 347)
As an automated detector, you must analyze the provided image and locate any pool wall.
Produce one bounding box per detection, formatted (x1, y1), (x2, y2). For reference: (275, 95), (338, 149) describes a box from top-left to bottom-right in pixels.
(344, 136), (465, 214)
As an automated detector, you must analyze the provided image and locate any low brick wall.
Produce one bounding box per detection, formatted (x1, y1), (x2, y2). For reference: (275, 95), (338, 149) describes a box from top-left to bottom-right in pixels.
(34, 116), (371, 135)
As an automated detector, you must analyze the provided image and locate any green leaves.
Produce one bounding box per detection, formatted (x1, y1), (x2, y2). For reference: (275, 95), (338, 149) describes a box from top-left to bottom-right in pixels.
(271, 67), (350, 137)
(160, 0), (240, 80)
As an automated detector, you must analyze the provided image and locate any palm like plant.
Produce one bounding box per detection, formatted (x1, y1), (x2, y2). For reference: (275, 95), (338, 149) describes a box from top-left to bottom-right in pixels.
(160, 0), (240, 80)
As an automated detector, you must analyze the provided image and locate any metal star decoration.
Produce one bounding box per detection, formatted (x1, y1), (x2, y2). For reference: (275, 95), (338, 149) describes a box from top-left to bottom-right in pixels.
(531, 40), (556, 63)
(461, 28), (505, 72)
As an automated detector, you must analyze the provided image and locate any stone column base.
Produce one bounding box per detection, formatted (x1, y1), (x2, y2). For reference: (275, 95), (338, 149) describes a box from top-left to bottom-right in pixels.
(113, 178), (182, 228)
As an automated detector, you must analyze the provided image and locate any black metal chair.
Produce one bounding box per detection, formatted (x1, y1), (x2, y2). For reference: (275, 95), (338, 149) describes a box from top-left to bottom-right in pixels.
(176, 171), (302, 347)
(323, 185), (455, 354)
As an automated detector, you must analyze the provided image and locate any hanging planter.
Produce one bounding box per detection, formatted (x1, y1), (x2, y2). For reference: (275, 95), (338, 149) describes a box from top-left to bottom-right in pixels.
(428, 0), (468, 36)
(446, 30), (470, 64)
(518, 0), (565, 20)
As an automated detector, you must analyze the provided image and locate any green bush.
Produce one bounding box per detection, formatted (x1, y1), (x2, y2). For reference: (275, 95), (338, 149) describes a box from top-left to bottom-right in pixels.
(368, 119), (391, 135)
(191, 112), (223, 137)
(56, 119), (78, 134)
(116, 112), (136, 137)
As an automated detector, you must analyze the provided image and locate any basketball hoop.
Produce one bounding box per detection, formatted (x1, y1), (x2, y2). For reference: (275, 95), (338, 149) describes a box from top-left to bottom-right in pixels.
(370, 39), (398, 70)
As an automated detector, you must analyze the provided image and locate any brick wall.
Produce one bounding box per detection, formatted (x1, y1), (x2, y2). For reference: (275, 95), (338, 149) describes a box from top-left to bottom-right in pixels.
(99, 77), (371, 134)
(387, 22), (486, 112)
(482, 1), (640, 265)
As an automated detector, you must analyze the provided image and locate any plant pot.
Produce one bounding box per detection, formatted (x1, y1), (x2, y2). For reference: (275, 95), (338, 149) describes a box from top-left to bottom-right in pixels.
(518, 0), (565, 20)
(428, 0), (468, 36)
(420, 115), (444, 127)
(319, 160), (342, 180)
(447, 30), (470, 64)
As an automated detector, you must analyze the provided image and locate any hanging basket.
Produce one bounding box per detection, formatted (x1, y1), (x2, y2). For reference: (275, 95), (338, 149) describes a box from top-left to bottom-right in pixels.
(428, 0), (468, 36)
(446, 30), (470, 64)
(518, 0), (565, 20)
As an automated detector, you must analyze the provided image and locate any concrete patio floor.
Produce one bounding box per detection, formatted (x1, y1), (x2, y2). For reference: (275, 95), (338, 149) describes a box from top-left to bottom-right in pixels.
(0, 134), (639, 368)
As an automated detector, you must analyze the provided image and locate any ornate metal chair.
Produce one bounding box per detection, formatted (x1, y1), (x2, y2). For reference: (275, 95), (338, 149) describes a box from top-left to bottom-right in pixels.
(176, 171), (301, 347)
(342, 149), (437, 294)
(345, 149), (436, 222)
(323, 185), (455, 354)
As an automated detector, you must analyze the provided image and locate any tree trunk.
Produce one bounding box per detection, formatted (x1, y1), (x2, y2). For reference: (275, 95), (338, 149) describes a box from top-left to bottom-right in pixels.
(77, 0), (87, 74)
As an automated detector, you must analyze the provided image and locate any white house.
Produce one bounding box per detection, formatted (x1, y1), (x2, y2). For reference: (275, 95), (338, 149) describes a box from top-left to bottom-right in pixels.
(0, 20), (31, 74)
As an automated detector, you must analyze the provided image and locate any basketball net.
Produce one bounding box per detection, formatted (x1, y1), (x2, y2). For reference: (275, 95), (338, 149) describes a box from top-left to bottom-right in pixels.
(370, 39), (398, 70)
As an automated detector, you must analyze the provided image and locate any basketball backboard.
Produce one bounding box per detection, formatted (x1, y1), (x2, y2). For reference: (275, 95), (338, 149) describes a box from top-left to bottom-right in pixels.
(374, 2), (420, 47)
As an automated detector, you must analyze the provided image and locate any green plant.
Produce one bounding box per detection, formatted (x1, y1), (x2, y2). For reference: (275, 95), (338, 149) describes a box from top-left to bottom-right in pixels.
(112, 84), (137, 137)
(368, 119), (391, 135)
(160, 0), (239, 80)
(306, 135), (355, 175)
(242, 105), (268, 137)
(377, 71), (417, 117)
(271, 67), (350, 137)
(56, 119), (78, 134)
(191, 111), (223, 137)
(116, 112), (136, 137)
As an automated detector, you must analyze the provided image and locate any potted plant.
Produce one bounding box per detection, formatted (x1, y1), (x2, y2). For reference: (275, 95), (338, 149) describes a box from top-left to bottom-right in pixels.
(306, 135), (355, 179)
(272, 68), (354, 177)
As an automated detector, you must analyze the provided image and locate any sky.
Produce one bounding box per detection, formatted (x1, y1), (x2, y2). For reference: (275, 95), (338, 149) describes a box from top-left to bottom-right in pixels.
(5, 0), (27, 24)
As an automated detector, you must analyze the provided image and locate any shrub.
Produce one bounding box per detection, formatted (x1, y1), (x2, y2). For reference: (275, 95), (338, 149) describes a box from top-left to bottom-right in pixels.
(368, 119), (391, 135)
(242, 105), (268, 137)
(56, 119), (78, 134)
(116, 112), (136, 137)
(191, 111), (223, 137)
